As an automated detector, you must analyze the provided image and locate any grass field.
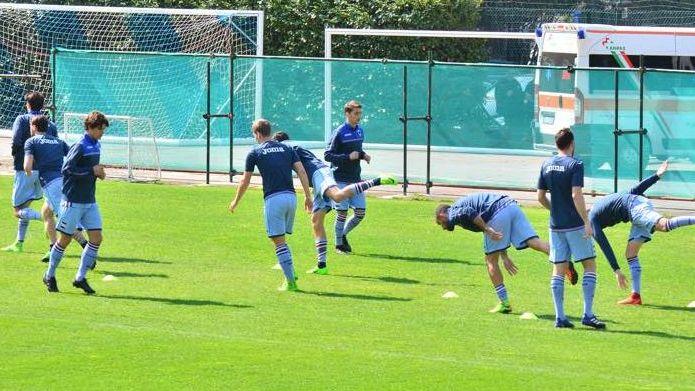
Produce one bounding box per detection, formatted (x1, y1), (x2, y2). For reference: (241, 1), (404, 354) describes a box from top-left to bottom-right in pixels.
(0, 176), (693, 390)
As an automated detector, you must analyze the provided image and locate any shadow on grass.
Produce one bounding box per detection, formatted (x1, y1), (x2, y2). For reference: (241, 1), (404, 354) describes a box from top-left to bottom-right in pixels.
(98, 256), (172, 265)
(97, 271), (169, 279)
(360, 253), (478, 265)
(336, 274), (420, 285)
(297, 290), (412, 302)
(642, 304), (695, 313)
(98, 294), (252, 308)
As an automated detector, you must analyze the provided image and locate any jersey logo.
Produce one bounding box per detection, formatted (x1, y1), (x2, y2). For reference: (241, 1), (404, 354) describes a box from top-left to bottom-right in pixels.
(545, 165), (566, 173)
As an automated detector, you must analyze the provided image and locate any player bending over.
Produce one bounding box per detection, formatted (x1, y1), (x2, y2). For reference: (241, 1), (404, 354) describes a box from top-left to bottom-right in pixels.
(434, 193), (577, 314)
(43, 111), (108, 294)
(273, 131), (396, 275)
(589, 161), (695, 305)
(229, 120), (313, 292)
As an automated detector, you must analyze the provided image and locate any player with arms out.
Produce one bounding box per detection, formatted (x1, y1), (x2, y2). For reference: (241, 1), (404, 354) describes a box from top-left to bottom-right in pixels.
(589, 161), (695, 305)
(537, 128), (605, 329)
(229, 120), (313, 291)
(42, 112), (108, 294)
(273, 131), (396, 275)
(434, 193), (577, 314)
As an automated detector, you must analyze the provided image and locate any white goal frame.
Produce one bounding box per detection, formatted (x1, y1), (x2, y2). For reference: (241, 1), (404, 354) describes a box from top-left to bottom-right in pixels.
(323, 28), (536, 140)
(63, 112), (162, 182)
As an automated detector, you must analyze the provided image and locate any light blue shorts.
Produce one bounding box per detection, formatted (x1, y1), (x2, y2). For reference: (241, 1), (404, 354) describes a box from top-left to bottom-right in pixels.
(12, 171), (43, 207)
(484, 203), (539, 255)
(628, 196), (662, 243)
(332, 181), (366, 211)
(549, 227), (596, 263)
(264, 192), (296, 238)
(43, 178), (63, 216)
(56, 201), (102, 235)
(312, 167), (338, 213)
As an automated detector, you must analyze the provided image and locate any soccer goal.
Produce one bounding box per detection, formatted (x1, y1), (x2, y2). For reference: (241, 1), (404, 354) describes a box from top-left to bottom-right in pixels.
(63, 112), (161, 182)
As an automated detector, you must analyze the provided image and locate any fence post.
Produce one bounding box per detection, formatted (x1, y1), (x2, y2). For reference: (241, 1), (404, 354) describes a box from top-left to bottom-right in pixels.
(401, 65), (408, 196)
(613, 70), (619, 193)
(205, 60), (211, 185)
(229, 51), (236, 182)
(638, 55), (645, 181)
(426, 50), (434, 195)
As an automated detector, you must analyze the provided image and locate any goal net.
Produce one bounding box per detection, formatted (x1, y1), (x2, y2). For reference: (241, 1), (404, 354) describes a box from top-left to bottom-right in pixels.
(63, 112), (161, 182)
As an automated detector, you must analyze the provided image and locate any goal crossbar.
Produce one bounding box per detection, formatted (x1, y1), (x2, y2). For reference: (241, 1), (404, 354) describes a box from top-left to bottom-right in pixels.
(0, 2), (263, 17)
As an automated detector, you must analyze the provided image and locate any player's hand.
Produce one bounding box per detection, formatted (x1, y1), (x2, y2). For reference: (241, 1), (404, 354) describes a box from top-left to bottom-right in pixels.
(304, 197), (313, 214)
(486, 227), (503, 241)
(583, 222), (593, 238)
(656, 160), (669, 177)
(363, 153), (371, 164)
(615, 270), (629, 290)
(93, 165), (106, 180)
(349, 151), (360, 161)
(502, 257), (518, 276)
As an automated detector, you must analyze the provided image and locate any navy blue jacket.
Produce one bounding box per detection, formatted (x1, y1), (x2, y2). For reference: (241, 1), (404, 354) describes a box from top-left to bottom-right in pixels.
(324, 122), (365, 183)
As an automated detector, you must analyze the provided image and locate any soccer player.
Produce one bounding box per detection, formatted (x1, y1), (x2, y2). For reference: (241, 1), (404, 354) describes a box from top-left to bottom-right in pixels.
(43, 111), (108, 294)
(273, 132), (396, 275)
(229, 120), (313, 291)
(434, 193), (577, 314)
(590, 161), (695, 305)
(325, 100), (372, 254)
(537, 127), (605, 329)
(24, 116), (88, 263)
(3, 92), (58, 253)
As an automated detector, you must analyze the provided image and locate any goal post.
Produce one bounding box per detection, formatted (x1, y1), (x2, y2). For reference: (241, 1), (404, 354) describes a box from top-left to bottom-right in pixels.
(323, 28), (537, 139)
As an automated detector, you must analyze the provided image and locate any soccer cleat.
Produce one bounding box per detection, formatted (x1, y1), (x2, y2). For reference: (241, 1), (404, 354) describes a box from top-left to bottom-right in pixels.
(40, 250), (51, 263)
(581, 315), (606, 330)
(72, 278), (96, 295)
(278, 279), (299, 292)
(342, 235), (352, 253)
(379, 174), (398, 186)
(2, 241), (23, 253)
(566, 262), (578, 285)
(489, 300), (512, 314)
(307, 265), (328, 275)
(43, 275), (59, 293)
(88, 259), (98, 271)
(554, 318), (575, 328)
(617, 292), (642, 305)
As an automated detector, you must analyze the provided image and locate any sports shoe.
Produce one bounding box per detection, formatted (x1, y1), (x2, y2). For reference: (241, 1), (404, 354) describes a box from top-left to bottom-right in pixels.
(342, 235), (352, 253)
(554, 318), (575, 328)
(566, 262), (578, 285)
(489, 300), (512, 314)
(581, 315), (606, 329)
(307, 265), (328, 275)
(278, 279), (299, 292)
(2, 241), (23, 253)
(617, 292), (642, 305)
(40, 250), (51, 263)
(88, 259), (98, 271)
(43, 275), (59, 293)
(72, 278), (96, 295)
(379, 174), (398, 186)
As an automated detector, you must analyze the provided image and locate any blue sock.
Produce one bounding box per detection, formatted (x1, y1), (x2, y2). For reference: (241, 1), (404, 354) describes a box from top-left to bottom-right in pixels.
(46, 243), (65, 278)
(315, 238), (328, 267)
(582, 272), (597, 318)
(76, 242), (100, 280)
(335, 211), (347, 245)
(275, 243), (295, 282)
(346, 178), (380, 195)
(627, 257), (641, 294)
(343, 208), (365, 236)
(551, 274), (565, 320)
(494, 284), (508, 302)
(18, 208), (41, 221)
(16, 219), (29, 242)
(666, 216), (695, 231)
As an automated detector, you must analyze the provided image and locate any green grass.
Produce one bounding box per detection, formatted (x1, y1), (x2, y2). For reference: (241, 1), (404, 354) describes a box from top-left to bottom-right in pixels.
(0, 177), (693, 390)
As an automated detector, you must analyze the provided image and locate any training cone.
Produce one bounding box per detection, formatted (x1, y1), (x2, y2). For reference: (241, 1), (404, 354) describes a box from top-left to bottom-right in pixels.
(102, 275), (117, 282)
(688, 301), (695, 308)
(442, 291), (459, 299)
(519, 312), (538, 320)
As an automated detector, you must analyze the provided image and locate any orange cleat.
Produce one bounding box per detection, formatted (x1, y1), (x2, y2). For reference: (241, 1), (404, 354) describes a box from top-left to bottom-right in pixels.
(617, 292), (642, 305)
(565, 262), (578, 285)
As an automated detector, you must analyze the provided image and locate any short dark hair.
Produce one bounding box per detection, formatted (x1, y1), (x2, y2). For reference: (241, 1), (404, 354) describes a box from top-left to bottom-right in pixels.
(555, 127), (574, 150)
(30, 115), (49, 133)
(252, 119), (271, 137)
(25, 92), (45, 111)
(435, 204), (450, 219)
(344, 100), (362, 114)
(84, 111), (109, 130)
(273, 131), (290, 142)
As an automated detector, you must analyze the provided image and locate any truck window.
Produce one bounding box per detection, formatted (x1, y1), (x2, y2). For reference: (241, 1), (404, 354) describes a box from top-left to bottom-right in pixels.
(539, 52), (576, 93)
